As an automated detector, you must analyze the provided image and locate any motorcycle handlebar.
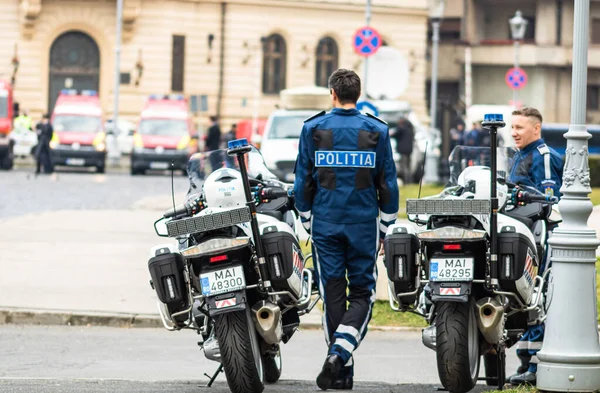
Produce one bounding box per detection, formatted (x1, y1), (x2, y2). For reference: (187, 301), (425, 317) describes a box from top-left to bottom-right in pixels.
(512, 189), (558, 205)
(163, 195), (204, 218)
(259, 187), (293, 202)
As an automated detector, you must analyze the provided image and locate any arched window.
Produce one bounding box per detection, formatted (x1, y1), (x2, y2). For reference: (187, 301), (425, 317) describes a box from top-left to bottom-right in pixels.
(315, 37), (339, 87)
(262, 34), (287, 94)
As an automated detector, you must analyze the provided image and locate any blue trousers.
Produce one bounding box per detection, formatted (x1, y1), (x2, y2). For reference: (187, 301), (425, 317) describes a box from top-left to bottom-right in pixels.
(311, 216), (379, 377)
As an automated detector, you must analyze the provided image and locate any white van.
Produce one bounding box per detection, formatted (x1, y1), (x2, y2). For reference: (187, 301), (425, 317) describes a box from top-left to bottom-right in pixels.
(259, 86), (331, 182)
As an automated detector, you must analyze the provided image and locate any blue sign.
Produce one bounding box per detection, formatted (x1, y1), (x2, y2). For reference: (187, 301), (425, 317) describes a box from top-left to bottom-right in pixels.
(315, 151), (376, 168)
(357, 101), (379, 117)
(505, 67), (528, 90)
(430, 262), (439, 281)
(353, 26), (382, 57)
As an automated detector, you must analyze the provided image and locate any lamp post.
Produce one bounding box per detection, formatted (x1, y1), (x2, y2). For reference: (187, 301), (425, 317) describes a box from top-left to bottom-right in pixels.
(536, 0), (600, 390)
(109, 0), (124, 165)
(423, 0), (445, 184)
(509, 10), (527, 109)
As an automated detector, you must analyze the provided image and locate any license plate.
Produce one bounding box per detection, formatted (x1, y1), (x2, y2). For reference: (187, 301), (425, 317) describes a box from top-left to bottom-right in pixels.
(200, 265), (246, 296)
(430, 257), (474, 282)
(150, 162), (169, 170)
(66, 158), (85, 166)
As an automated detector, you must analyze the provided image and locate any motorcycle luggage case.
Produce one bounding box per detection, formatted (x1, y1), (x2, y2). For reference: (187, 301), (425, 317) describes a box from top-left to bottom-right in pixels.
(498, 226), (538, 305)
(148, 252), (189, 309)
(384, 224), (420, 306)
(260, 222), (304, 300)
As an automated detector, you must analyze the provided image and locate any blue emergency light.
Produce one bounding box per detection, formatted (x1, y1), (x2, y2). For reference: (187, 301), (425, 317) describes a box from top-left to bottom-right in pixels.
(168, 94), (185, 101)
(484, 113), (504, 122)
(228, 138), (249, 149)
(81, 90), (98, 96)
(60, 89), (78, 96)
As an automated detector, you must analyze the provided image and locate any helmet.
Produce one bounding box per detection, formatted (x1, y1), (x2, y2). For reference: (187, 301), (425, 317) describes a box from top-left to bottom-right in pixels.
(203, 168), (246, 208)
(457, 166), (508, 209)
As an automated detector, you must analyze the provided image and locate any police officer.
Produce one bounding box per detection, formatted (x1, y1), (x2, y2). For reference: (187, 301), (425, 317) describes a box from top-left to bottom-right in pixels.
(35, 113), (54, 175)
(293, 69), (399, 391)
(506, 107), (563, 385)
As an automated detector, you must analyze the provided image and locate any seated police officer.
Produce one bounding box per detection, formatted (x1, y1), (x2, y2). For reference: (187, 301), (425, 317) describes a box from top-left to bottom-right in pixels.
(293, 69), (399, 391)
(506, 107), (563, 386)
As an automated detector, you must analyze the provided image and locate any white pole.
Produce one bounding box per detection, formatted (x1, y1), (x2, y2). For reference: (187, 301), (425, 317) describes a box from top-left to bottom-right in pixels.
(362, 0), (371, 100)
(513, 40), (519, 108)
(110, 0), (123, 164)
(537, 0), (600, 390)
(464, 46), (472, 109)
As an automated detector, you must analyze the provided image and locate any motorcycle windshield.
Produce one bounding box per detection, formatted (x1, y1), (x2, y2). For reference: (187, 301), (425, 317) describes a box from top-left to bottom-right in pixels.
(445, 146), (517, 189)
(186, 146), (278, 193)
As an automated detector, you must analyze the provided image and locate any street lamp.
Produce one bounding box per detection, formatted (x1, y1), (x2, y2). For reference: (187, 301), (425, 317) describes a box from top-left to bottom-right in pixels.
(423, 0), (445, 184)
(509, 10), (528, 109)
(536, 0), (600, 390)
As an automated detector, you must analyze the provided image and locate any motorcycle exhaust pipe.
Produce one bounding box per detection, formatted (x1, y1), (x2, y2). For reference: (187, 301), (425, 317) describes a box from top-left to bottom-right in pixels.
(251, 301), (282, 345)
(422, 325), (436, 351)
(475, 297), (505, 344)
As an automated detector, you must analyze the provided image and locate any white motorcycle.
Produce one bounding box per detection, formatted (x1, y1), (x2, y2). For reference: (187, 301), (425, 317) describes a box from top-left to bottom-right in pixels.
(150, 140), (318, 393)
(383, 118), (559, 392)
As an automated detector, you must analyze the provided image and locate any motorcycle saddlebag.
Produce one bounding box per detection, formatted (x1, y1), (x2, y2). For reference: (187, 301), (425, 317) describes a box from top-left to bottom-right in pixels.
(148, 251), (188, 308)
(384, 224), (420, 306)
(260, 222), (304, 300)
(498, 224), (538, 305)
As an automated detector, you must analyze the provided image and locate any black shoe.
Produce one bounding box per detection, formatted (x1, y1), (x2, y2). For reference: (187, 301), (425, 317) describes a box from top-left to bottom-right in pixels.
(505, 365), (528, 384)
(316, 354), (344, 391)
(510, 371), (536, 386)
(330, 376), (353, 390)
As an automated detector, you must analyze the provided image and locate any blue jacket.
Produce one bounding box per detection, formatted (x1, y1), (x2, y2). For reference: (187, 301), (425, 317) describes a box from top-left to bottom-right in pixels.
(293, 108), (399, 238)
(508, 138), (563, 198)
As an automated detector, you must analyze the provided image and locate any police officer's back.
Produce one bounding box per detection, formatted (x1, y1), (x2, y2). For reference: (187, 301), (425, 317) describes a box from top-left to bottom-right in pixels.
(294, 69), (398, 390)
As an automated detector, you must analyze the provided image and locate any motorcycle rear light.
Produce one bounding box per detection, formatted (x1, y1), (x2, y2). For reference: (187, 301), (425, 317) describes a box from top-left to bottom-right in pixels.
(165, 276), (176, 300)
(271, 255), (282, 278)
(443, 244), (462, 251)
(209, 255), (228, 263)
(396, 256), (404, 279)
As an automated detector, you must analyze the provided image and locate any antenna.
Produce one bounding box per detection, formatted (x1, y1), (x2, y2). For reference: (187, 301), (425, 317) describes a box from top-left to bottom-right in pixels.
(170, 160), (176, 215)
(417, 141), (428, 199)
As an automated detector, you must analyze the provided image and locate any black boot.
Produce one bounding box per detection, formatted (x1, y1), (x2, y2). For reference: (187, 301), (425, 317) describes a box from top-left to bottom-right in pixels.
(316, 354), (344, 391)
(510, 371), (537, 386)
(505, 355), (530, 384)
(330, 376), (353, 390)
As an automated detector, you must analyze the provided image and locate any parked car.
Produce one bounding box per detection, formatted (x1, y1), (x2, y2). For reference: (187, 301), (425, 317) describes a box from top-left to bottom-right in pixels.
(105, 119), (136, 155)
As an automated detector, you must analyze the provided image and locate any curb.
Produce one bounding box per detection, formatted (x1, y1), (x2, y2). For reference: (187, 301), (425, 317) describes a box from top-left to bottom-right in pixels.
(0, 307), (423, 332)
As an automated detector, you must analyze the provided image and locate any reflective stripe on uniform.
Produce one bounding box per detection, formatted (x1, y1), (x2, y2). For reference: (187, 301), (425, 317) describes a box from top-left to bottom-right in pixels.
(380, 211), (397, 222)
(544, 152), (551, 180)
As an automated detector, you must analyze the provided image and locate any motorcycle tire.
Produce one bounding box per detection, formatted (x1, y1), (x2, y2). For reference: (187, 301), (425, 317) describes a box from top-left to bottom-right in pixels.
(214, 309), (265, 393)
(263, 348), (282, 383)
(435, 299), (480, 393)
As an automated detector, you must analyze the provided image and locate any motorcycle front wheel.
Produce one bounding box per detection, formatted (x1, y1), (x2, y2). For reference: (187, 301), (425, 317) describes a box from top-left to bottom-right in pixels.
(214, 308), (265, 393)
(435, 298), (480, 393)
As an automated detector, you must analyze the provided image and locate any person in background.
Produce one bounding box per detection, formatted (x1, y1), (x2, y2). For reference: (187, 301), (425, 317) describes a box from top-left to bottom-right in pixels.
(206, 115), (222, 169)
(35, 113), (54, 175)
(394, 117), (415, 183)
(449, 121), (465, 151)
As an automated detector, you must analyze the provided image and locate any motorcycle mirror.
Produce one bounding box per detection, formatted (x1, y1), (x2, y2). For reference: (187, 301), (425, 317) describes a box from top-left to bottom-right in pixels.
(154, 217), (170, 237)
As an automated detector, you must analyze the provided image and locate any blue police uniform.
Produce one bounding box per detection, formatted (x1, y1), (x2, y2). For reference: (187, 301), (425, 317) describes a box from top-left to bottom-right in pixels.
(507, 137), (563, 382)
(294, 108), (399, 380)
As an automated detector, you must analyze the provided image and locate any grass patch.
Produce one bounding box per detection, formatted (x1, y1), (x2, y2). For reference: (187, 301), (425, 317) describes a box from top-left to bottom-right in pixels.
(398, 183), (446, 219)
(370, 300), (428, 328)
(591, 188), (600, 206)
(487, 387), (537, 393)
(597, 260), (599, 322)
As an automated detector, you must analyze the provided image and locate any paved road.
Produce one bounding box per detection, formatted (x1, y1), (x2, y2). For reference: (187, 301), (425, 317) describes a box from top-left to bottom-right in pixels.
(0, 167), (189, 219)
(0, 325), (517, 392)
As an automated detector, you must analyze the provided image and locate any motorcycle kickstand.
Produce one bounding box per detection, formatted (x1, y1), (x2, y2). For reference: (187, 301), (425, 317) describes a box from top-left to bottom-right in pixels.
(497, 346), (506, 391)
(204, 364), (224, 387)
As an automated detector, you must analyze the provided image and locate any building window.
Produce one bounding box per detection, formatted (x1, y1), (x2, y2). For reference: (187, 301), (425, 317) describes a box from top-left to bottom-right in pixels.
(171, 35), (185, 92)
(262, 34), (287, 94)
(315, 37), (339, 87)
(428, 18), (462, 42)
(592, 19), (600, 44)
(588, 86), (599, 110)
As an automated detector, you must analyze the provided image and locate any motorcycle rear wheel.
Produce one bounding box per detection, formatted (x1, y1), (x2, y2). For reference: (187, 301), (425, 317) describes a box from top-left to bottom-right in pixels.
(214, 309), (265, 393)
(435, 299), (480, 393)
